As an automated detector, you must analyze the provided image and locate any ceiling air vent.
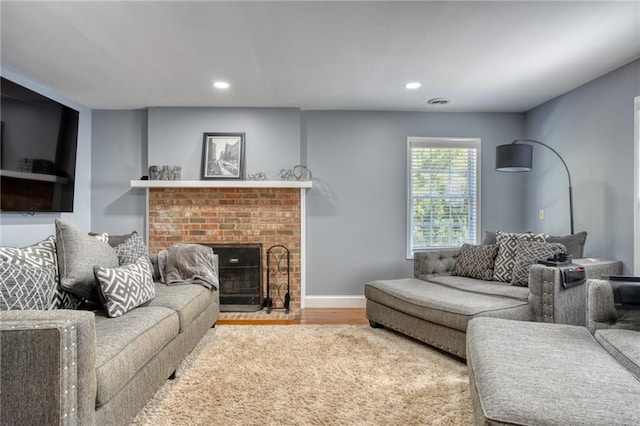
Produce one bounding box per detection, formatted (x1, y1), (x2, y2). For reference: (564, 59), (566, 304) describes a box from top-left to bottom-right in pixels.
(427, 97), (450, 105)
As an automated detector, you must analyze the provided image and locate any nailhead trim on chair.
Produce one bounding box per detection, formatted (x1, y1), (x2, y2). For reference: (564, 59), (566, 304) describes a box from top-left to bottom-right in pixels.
(541, 268), (556, 322)
(3, 319), (79, 425)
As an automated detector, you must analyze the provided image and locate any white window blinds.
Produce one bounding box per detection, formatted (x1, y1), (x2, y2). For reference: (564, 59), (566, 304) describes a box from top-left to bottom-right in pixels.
(407, 137), (481, 257)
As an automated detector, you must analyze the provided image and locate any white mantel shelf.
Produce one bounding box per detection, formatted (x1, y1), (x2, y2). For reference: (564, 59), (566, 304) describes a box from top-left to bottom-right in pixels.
(130, 180), (312, 189)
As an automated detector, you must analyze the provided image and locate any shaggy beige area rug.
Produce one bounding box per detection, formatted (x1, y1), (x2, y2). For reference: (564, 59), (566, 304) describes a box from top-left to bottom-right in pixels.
(131, 325), (473, 425)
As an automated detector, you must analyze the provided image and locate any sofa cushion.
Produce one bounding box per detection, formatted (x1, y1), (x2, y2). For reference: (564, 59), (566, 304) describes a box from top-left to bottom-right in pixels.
(94, 256), (156, 318)
(427, 275), (530, 301)
(493, 231), (546, 283)
(594, 329), (640, 380)
(145, 283), (213, 332)
(510, 241), (566, 287)
(365, 278), (530, 332)
(56, 220), (119, 303)
(0, 236), (80, 309)
(93, 306), (179, 406)
(451, 244), (498, 281)
(0, 262), (57, 310)
(467, 318), (640, 425)
(481, 230), (498, 245)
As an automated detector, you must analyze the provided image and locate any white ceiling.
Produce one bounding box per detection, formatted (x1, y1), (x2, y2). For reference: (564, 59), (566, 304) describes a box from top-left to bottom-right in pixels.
(2, 1), (639, 112)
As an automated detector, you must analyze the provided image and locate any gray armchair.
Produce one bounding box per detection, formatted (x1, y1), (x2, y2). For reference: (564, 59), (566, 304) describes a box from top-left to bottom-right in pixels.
(587, 278), (640, 332)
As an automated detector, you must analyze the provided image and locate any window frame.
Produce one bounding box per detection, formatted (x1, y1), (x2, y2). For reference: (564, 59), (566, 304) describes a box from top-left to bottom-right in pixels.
(634, 96), (639, 274)
(406, 136), (482, 259)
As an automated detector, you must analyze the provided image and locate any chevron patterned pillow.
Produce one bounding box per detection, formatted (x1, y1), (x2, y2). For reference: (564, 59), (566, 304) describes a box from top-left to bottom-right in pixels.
(94, 255), (155, 318)
(0, 262), (58, 310)
(493, 231), (547, 283)
(452, 244), (499, 281)
(0, 236), (80, 310)
(511, 241), (566, 287)
(114, 232), (148, 265)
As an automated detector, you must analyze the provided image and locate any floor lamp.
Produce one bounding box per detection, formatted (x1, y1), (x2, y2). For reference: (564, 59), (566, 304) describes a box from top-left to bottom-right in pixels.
(495, 139), (574, 234)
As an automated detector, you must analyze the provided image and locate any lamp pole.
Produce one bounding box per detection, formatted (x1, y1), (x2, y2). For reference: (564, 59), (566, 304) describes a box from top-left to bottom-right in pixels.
(511, 139), (574, 234)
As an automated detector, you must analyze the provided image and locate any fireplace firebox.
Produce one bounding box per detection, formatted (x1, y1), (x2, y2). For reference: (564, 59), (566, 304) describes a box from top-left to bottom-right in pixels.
(206, 243), (263, 312)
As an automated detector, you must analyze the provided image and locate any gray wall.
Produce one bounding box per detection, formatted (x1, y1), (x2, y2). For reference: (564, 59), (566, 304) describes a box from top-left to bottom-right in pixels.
(91, 110), (148, 234)
(303, 111), (525, 295)
(91, 107), (525, 297)
(524, 59), (640, 273)
(90, 107), (303, 239)
(6, 60), (636, 296)
(147, 107), (302, 181)
(0, 68), (92, 246)
(88, 60), (638, 296)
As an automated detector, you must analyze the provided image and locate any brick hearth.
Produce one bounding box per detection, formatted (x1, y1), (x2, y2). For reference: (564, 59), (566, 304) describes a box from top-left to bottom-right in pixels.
(145, 186), (305, 313)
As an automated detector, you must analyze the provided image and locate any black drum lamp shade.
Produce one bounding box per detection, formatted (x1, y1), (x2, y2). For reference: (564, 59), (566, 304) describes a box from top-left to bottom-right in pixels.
(495, 139), (574, 234)
(495, 143), (533, 172)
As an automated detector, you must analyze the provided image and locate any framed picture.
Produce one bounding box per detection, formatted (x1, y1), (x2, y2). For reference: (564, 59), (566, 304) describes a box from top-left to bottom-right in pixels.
(201, 132), (245, 180)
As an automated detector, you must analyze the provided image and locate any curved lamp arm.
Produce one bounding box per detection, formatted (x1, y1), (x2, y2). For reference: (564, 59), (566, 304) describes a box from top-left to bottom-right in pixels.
(501, 139), (574, 234)
(512, 139), (572, 187)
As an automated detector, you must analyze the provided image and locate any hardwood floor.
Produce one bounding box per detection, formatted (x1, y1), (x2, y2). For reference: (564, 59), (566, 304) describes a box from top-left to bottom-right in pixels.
(216, 308), (368, 326)
(300, 308), (368, 325)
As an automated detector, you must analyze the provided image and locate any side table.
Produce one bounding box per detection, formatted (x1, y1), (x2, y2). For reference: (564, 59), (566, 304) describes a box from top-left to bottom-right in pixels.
(574, 258), (623, 278)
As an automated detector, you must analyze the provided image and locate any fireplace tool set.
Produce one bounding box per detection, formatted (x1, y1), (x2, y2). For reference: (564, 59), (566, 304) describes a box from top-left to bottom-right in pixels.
(264, 245), (291, 314)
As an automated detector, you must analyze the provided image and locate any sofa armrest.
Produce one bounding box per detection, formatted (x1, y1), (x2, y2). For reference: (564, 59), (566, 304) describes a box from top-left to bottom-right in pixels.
(528, 265), (585, 325)
(586, 279), (640, 334)
(0, 310), (97, 426)
(528, 259), (623, 326)
(413, 249), (460, 280)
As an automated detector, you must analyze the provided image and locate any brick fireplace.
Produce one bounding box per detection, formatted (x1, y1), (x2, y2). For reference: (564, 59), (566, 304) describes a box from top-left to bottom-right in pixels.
(132, 181), (311, 314)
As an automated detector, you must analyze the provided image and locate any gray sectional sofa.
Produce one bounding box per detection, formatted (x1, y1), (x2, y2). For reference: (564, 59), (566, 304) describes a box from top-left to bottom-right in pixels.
(0, 277), (219, 426)
(0, 223), (220, 426)
(365, 232), (622, 359)
(466, 279), (640, 425)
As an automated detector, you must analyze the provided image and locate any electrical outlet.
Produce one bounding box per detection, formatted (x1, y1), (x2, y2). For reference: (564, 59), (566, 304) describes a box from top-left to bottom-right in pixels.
(539, 209), (545, 220)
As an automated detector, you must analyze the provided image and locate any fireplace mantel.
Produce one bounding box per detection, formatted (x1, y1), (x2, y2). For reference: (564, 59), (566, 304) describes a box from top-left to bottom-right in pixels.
(130, 180), (312, 189)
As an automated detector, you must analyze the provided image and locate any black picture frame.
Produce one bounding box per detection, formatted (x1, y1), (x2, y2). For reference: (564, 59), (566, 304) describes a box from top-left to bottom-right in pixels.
(201, 132), (245, 180)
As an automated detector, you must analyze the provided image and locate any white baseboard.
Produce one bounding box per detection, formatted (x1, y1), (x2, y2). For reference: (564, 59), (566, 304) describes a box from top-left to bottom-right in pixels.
(303, 295), (366, 308)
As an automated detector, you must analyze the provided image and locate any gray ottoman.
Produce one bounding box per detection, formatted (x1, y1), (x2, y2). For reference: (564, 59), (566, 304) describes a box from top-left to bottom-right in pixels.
(466, 317), (640, 425)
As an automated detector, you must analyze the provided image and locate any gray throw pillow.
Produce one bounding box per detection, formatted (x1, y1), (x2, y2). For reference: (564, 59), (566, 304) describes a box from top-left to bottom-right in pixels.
(481, 231), (497, 245)
(545, 231), (587, 259)
(493, 231), (547, 283)
(94, 255), (155, 318)
(485, 230), (587, 259)
(107, 232), (134, 248)
(0, 236), (80, 309)
(56, 219), (119, 303)
(0, 262), (57, 310)
(114, 232), (148, 265)
(452, 244), (499, 281)
(511, 241), (566, 287)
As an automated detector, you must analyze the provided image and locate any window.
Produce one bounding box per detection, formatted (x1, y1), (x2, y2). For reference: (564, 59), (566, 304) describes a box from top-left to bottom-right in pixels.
(407, 137), (481, 258)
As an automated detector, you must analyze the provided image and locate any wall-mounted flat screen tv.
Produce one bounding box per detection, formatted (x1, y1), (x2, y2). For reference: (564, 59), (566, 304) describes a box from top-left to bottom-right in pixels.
(1, 77), (79, 212)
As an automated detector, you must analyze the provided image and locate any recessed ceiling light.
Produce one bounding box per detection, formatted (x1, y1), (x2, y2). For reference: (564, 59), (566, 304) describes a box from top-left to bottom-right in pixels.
(404, 82), (421, 89)
(212, 81), (230, 89)
(427, 97), (450, 105)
